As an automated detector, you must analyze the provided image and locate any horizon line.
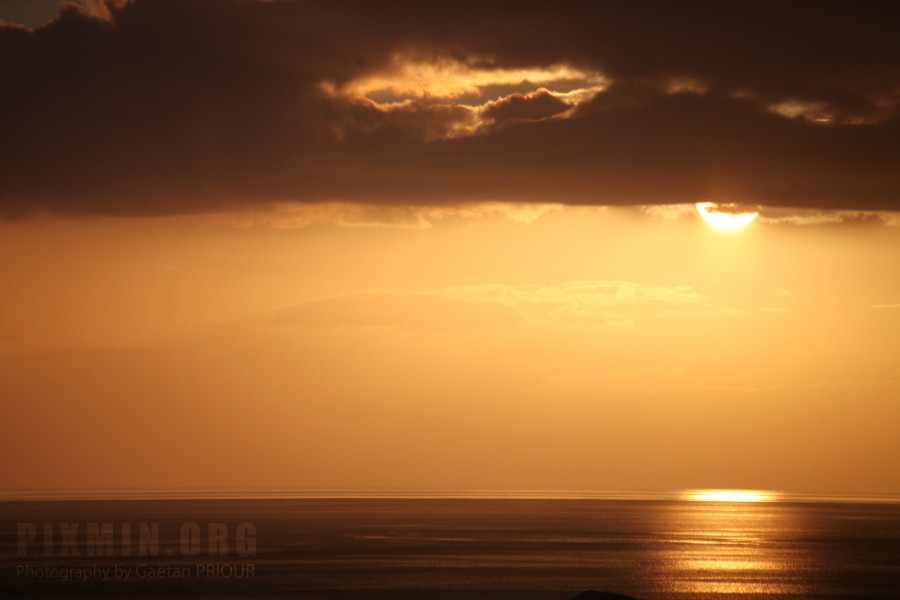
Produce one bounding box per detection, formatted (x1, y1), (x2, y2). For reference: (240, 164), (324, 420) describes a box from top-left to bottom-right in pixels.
(2, 488), (900, 504)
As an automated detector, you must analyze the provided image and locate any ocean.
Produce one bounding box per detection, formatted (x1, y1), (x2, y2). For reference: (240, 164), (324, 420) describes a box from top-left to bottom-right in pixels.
(2, 493), (899, 599)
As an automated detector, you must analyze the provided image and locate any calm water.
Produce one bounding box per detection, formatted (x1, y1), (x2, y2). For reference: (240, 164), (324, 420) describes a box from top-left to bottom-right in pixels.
(2, 496), (899, 599)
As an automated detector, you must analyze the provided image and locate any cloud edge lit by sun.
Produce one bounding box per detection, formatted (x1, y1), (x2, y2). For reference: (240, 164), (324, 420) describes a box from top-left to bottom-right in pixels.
(695, 203), (760, 230)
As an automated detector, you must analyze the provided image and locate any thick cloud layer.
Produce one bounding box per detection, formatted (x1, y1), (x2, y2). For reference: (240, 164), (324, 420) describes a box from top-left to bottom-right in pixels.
(2, 0), (900, 216)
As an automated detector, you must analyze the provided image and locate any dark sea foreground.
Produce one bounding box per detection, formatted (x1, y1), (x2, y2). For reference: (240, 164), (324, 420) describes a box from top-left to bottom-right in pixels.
(2, 495), (900, 599)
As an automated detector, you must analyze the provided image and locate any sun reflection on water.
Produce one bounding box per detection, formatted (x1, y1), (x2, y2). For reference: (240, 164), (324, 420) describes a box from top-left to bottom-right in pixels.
(653, 490), (812, 597)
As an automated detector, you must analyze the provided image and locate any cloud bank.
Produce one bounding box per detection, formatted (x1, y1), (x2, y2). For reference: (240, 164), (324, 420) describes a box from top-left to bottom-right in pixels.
(264, 280), (743, 332)
(2, 0), (900, 216)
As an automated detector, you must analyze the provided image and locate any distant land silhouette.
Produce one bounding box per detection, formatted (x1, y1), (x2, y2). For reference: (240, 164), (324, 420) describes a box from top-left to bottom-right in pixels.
(571, 592), (640, 600)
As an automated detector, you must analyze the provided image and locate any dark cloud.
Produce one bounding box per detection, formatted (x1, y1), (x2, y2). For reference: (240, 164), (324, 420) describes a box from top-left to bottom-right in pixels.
(2, 0), (900, 216)
(0, 0), (62, 29)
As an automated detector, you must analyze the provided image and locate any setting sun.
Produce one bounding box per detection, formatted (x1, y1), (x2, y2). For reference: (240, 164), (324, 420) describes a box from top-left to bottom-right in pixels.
(696, 202), (759, 229)
(685, 489), (777, 502)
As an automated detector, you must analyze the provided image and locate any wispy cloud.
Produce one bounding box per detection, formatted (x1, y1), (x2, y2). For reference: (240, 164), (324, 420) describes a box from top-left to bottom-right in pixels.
(640, 204), (900, 227)
(259, 280), (742, 332)
(436, 280), (745, 326)
(202, 201), (565, 230)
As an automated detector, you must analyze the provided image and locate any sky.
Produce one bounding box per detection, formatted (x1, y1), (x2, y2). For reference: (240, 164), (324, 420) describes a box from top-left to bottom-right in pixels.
(1, 0), (899, 495)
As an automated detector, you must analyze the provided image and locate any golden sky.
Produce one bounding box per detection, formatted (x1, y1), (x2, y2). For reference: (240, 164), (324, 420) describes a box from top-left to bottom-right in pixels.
(1, 205), (898, 494)
(1, 1), (900, 495)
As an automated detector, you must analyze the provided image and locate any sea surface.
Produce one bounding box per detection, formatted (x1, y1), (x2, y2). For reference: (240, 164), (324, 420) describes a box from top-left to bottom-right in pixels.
(1, 492), (899, 599)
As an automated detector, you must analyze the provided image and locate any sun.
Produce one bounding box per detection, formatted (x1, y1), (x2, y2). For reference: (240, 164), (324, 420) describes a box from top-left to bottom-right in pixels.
(683, 489), (776, 502)
(696, 202), (759, 230)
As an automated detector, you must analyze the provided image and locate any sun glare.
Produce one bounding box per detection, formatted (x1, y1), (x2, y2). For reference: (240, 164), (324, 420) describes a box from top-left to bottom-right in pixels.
(695, 202), (759, 230)
(684, 489), (776, 503)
